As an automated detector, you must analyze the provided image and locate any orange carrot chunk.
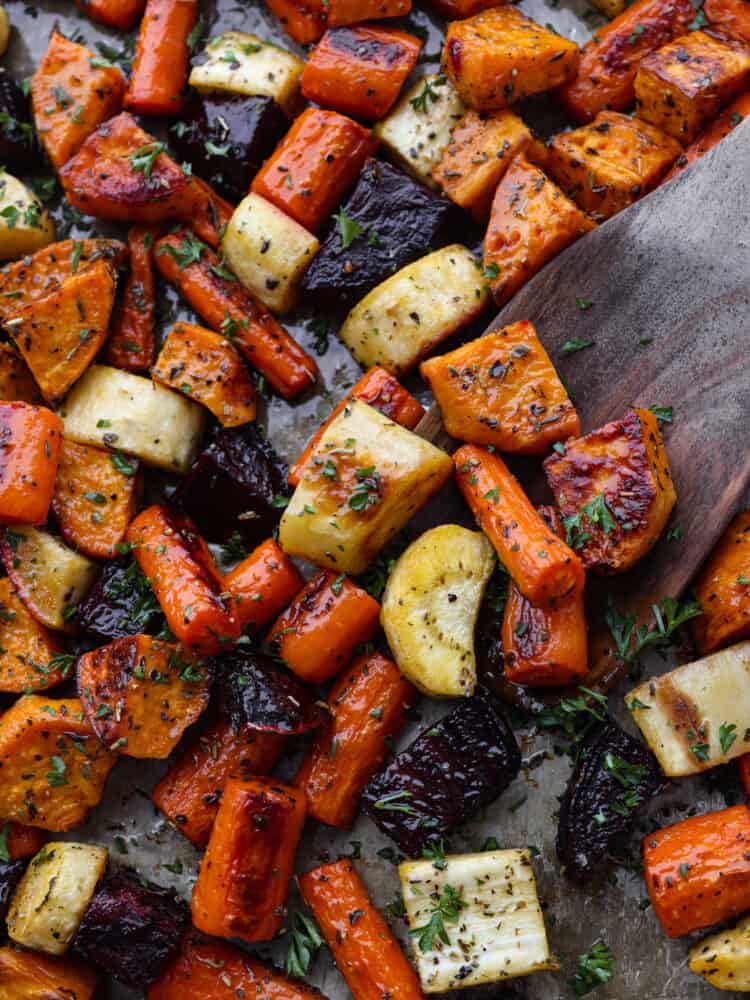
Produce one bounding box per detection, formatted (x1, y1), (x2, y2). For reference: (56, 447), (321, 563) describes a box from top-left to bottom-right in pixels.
(326, 0), (412, 26)
(295, 652), (417, 827)
(0, 402), (62, 525)
(663, 91), (750, 183)
(267, 571), (381, 683)
(299, 859), (425, 1000)
(706, 0), (750, 43)
(127, 505), (240, 654)
(106, 227), (157, 373)
(191, 777), (306, 943)
(223, 539), (304, 632)
(125, 0), (198, 116)
(264, 0), (327, 45)
(454, 443), (585, 604)
(191, 178), (235, 250)
(76, 0), (145, 29)
(643, 805), (750, 937)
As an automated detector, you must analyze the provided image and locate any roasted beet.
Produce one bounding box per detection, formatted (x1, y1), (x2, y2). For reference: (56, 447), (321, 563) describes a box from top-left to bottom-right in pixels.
(556, 721), (665, 881)
(0, 69), (42, 172)
(300, 157), (463, 307)
(169, 92), (287, 202)
(77, 559), (165, 640)
(361, 691), (521, 855)
(174, 424), (288, 545)
(213, 649), (329, 735)
(0, 859), (25, 921)
(73, 869), (188, 989)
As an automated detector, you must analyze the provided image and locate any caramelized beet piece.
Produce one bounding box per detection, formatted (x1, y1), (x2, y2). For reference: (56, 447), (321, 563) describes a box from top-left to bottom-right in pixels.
(0, 69), (42, 172)
(174, 424), (288, 545)
(557, 721), (665, 881)
(77, 559), (164, 640)
(214, 649), (329, 735)
(300, 157), (462, 307)
(74, 869), (187, 989)
(170, 93), (287, 202)
(0, 859), (25, 920)
(361, 692), (521, 855)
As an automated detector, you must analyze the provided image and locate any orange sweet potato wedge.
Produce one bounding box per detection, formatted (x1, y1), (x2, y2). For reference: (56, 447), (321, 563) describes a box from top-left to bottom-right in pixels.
(0, 576), (68, 693)
(0, 945), (97, 1000)
(0, 345), (41, 403)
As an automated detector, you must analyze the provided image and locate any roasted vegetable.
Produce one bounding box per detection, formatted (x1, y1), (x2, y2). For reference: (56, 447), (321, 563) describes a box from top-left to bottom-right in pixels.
(124, 0), (198, 116)
(279, 400), (453, 574)
(543, 407), (676, 574)
(665, 90), (750, 182)
(0, 859), (26, 921)
(265, 0), (326, 45)
(105, 226), (156, 373)
(0, 171), (54, 259)
(174, 424), (288, 546)
(267, 570), (380, 684)
(190, 178), (235, 250)
(706, 0), (750, 42)
(557, 721), (664, 880)
(301, 158), (461, 307)
(484, 154), (596, 306)
(0, 575), (67, 693)
(4, 823), (48, 861)
(0, 945), (97, 1000)
(361, 693), (521, 854)
(0, 402), (61, 526)
(443, 7), (580, 110)
(77, 559), (164, 640)
(7, 842), (108, 955)
(0, 695), (115, 831)
(326, 0), (412, 25)
(191, 777), (306, 942)
(400, 849), (556, 991)
(692, 508), (750, 654)
(421, 320), (579, 453)
(73, 869), (188, 990)
(223, 538), (303, 632)
(300, 859), (424, 1000)
(0, 344), (41, 404)
(0, 68), (42, 172)
(689, 913), (750, 992)
(59, 365), (205, 474)
(76, 0), (144, 28)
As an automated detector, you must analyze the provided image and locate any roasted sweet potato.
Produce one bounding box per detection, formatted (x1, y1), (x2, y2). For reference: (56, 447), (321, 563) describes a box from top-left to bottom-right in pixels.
(543, 407), (676, 574)
(75, 0), (144, 28)
(327, 0), (412, 26)
(191, 777), (306, 942)
(557, 0), (695, 123)
(301, 26), (422, 122)
(0, 344), (41, 404)
(443, 7), (580, 111)
(0, 401), (62, 524)
(222, 538), (303, 631)
(106, 226), (156, 373)
(0, 945), (97, 1000)
(30, 31), (125, 171)
(77, 634), (210, 758)
(51, 440), (141, 559)
(692, 509), (750, 655)
(0, 695), (115, 831)
(152, 322), (256, 426)
(663, 90), (750, 181)
(295, 652), (417, 827)
(707, 0), (750, 41)
(125, 0), (198, 116)
(421, 320), (579, 453)
(60, 113), (205, 223)
(484, 154), (595, 306)
(251, 108), (378, 233)
(0, 576), (67, 693)
(152, 716), (286, 848)
(546, 111), (681, 220)
(264, 0), (327, 45)
(635, 30), (750, 144)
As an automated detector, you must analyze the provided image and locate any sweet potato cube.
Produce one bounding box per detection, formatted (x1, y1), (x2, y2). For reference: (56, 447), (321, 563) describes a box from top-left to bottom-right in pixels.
(420, 319), (580, 453)
(0, 945), (97, 1000)
(0, 577), (67, 693)
(0, 695), (116, 831)
(432, 109), (541, 222)
(546, 111), (681, 220)
(31, 31), (125, 171)
(692, 510), (750, 655)
(51, 440), (141, 559)
(11, 259), (116, 404)
(484, 154), (595, 306)
(664, 90), (750, 181)
(0, 402), (62, 525)
(0, 344), (41, 403)
(443, 7), (580, 111)
(635, 30), (750, 143)
(152, 322), (256, 427)
(77, 635), (211, 758)
(543, 407), (676, 574)
(706, 0), (750, 43)
(327, 0), (411, 26)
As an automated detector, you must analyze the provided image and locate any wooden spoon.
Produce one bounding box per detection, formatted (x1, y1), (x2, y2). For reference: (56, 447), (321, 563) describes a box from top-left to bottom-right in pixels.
(416, 121), (750, 707)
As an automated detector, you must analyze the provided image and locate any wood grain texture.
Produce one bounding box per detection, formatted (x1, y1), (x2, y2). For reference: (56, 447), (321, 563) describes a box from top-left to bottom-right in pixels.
(417, 120), (750, 703)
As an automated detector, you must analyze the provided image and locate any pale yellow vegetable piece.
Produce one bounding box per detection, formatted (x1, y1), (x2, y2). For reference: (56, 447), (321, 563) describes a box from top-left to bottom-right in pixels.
(0, 171), (55, 259)
(689, 914), (750, 991)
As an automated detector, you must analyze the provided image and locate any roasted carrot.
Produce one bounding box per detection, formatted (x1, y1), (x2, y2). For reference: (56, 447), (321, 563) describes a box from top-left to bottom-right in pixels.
(5, 822), (47, 860)
(127, 505), (241, 654)
(0, 945), (97, 1000)
(223, 539), (304, 632)
(739, 753), (750, 800)
(251, 108), (378, 233)
(289, 366), (424, 486)
(425, 0), (506, 17)
(125, 0), (198, 116)
(0, 575), (68, 694)
(267, 571), (381, 683)
(154, 229), (318, 399)
(106, 227), (157, 373)
(706, 0), (750, 42)
(557, 0), (695, 123)
(0, 402), (62, 526)
(454, 444), (585, 604)
(191, 178), (235, 250)
(299, 859), (424, 1000)
(326, 0), (412, 26)
(691, 508), (750, 655)
(0, 344), (41, 404)
(301, 26), (422, 122)
(76, 0), (144, 27)
(295, 652), (416, 827)
(191, 777), (306, 943)
(152, 716), (286, 848)
(663, 92), (750, 183)
(264, 0), (327, 45)
(643, 805), (750, 937)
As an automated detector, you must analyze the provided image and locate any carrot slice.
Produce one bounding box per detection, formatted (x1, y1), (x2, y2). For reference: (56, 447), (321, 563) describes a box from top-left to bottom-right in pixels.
(0, 945), (97, 1000)
(125, 0), (198, 116)
(264, 0), (327, 44)
(106, 226), (157, 373)
(0, 402), (62, 525)
(76, 0), (145, 28)
(223, 539), (303, 632)
(191, 178), (235, 250)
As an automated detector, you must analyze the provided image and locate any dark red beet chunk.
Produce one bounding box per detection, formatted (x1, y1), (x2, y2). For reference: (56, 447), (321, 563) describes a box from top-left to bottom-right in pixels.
(73, 869), (188, 989)
(556, 721), (665, 881)
(0, 859), (26, 920)
(360, 692), (521, 855)
(0, 68), (42, 172)
(213, 649), (329, 735)
(77, 559), (165, 640)
(173, 424), (288, 546)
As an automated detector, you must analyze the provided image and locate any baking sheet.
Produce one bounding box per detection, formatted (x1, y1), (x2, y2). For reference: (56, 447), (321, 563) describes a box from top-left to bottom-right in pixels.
(4, 0), (745, 996)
